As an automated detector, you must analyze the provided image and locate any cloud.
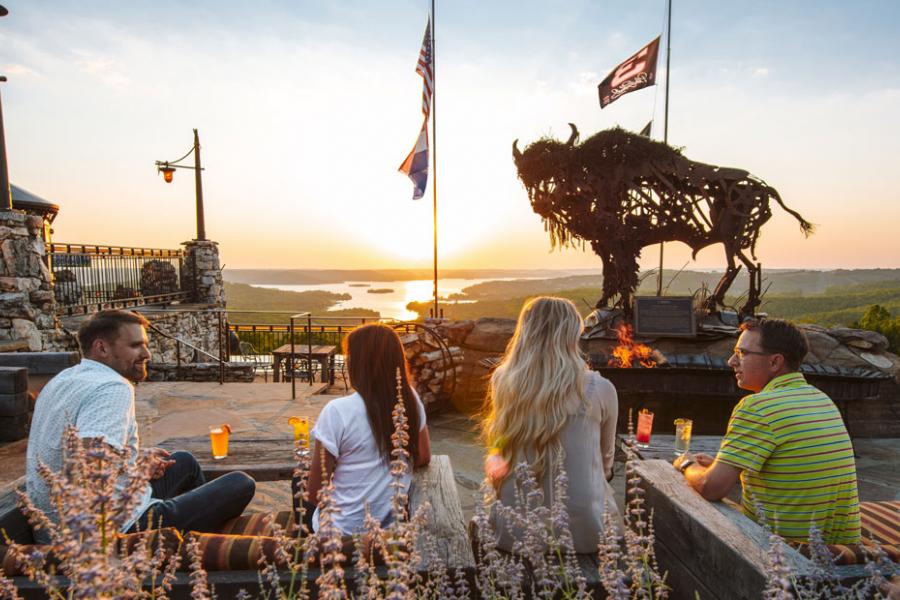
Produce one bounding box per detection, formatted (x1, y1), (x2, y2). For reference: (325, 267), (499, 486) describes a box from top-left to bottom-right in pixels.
(3, 64), (40, 77)
(753, 67), (770, 77)
(71, 49), (131, 88)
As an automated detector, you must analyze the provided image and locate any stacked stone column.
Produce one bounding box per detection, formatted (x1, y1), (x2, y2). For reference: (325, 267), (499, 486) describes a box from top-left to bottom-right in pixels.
(181, 240), (225, 306)
(0, 210), (58, 350)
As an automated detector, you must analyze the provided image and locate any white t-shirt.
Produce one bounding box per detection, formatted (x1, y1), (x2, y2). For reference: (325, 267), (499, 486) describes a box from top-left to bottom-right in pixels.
(311, 391), (427, 534)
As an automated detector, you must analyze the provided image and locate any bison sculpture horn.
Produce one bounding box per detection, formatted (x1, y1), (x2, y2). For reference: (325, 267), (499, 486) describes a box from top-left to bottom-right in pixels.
(512, 125), (814, 318)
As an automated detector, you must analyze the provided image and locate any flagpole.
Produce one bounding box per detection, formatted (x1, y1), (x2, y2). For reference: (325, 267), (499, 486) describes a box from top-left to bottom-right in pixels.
(656, 0), (672, 297)
(430, 0), (439, 318)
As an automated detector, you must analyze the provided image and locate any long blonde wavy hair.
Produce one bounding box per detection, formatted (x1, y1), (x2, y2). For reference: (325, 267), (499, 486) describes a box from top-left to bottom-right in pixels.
(483, 296), (587, 482)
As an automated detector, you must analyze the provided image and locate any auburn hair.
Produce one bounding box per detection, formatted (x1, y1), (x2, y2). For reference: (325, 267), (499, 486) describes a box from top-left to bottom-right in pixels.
(344, 324), (421, 464)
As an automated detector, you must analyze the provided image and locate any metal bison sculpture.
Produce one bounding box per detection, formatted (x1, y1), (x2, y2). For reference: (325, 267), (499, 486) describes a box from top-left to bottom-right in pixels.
(512, 125), (814, 318)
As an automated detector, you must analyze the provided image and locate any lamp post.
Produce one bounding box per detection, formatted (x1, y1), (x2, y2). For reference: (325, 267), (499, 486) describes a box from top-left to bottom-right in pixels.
(0, 5), (12, 211)
(155, 128), (207, 241)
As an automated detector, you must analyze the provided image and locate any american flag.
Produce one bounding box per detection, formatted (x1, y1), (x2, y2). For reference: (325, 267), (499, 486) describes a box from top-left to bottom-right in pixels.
(416, 16), (434, 119)
(399, 14), (434, 200)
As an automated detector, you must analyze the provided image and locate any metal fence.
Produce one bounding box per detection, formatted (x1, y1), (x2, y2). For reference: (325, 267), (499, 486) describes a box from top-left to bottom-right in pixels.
(48, 243), (191, 315)
(226, 313), (416, 355)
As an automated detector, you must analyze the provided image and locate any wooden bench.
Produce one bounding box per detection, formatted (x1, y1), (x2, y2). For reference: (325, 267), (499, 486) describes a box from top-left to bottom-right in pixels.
(0, 455), (474, 598)
(633, 459), (898, 600)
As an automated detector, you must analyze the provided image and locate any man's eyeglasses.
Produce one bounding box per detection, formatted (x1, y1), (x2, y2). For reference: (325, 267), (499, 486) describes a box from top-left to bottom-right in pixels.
(731, 348), (771, 360)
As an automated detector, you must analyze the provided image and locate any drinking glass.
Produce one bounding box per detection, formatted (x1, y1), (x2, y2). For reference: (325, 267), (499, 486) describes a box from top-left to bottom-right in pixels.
(209, 424), (230, 460)
(674, 418), (693, 456)
(288, 416), (310, 450)
(636, 409), (654, 448)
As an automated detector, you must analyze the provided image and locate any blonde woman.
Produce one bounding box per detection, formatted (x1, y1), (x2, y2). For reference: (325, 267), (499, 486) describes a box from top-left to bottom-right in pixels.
(483, 296), (619, 553)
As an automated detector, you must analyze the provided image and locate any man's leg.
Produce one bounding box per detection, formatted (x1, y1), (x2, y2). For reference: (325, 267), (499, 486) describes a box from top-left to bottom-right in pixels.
(150, 451), (205, 499)
(134, 471), (256, 533)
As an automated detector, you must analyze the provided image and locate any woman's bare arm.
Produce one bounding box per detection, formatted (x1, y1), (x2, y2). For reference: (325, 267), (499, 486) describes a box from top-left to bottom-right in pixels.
(305, 441), (337, 505)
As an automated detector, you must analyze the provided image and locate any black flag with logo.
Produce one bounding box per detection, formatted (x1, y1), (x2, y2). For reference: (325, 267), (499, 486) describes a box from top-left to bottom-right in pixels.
(598, 36), (661, 108)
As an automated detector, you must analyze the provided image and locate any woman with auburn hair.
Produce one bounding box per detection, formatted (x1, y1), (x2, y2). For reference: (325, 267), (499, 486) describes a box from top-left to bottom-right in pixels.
(305, 323), (431, 534)
(483, 296), (619, 552)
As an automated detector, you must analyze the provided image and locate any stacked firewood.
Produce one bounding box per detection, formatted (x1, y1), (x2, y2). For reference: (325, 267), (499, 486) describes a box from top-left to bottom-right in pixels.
(400, 329), (463, 412)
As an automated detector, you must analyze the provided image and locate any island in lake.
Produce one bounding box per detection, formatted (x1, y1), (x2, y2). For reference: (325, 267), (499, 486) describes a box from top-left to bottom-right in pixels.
(348, 283), (370, 287)
(367, 288), (394, 294)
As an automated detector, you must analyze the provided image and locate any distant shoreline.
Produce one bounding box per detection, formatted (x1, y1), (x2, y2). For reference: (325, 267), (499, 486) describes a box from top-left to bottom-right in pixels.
(223, 268), (602, 285)
(223, 267), (900, 287)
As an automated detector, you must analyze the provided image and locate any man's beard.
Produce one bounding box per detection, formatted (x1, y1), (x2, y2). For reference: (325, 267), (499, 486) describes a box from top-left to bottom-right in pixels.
(123, 361), (148, 383)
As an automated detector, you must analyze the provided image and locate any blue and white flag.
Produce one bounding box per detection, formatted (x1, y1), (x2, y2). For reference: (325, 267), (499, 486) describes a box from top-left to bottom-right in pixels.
(399, 15), (433, 200)
(399, 121), (429, 200)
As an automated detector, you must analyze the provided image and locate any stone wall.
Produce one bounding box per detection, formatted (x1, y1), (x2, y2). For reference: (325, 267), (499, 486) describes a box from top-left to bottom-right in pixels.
(143, 308), (223, 364)
(147, 362), (253, 383)
(54, 307), (224, 365)
(181, 240), (224, 306)
(0, 210), (60, 351)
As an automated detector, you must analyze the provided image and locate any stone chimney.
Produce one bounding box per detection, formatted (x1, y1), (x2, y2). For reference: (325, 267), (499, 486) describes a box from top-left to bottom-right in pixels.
(0, 210), (58, 350)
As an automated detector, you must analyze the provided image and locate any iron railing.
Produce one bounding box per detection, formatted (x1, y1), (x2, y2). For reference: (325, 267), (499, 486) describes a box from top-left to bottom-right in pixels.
(226, 313), (412, 354)
(48, 243), (191, 315)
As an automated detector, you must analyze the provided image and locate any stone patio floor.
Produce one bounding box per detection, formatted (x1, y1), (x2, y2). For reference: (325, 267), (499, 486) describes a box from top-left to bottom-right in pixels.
(1, 379), (897, 521)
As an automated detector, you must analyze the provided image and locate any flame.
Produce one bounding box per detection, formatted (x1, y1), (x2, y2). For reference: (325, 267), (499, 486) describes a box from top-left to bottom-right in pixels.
(608, 324), (657, 368)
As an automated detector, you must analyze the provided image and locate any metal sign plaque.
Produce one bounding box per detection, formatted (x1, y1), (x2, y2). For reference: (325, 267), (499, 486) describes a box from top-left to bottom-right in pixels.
(634, 296), (696, 337)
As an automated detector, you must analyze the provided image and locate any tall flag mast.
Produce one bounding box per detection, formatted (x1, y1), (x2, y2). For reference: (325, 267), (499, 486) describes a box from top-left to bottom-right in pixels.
(658, 0), (672, 296)
(597, 0), (671, 296)
(399, 1), (439, 318)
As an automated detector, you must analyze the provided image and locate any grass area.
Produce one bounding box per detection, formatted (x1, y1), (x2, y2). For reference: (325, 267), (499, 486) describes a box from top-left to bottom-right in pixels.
(224, 282), (379, 325)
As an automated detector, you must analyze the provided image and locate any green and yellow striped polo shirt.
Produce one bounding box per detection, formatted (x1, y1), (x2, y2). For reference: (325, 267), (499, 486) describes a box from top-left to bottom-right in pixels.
(716, 372), (861, 544)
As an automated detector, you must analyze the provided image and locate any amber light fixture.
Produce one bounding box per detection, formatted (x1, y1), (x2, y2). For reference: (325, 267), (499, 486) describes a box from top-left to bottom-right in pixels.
(158, 164), (176, 183)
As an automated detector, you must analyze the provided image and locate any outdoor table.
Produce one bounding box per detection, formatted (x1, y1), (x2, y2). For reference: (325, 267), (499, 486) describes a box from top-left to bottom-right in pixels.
(159, 436), (301, 482)
(618, 434), (723, 462)
(271, 344), (337, 384)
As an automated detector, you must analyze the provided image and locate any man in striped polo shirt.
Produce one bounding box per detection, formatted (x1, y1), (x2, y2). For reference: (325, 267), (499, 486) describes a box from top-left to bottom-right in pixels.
(673, 318), (861, 544)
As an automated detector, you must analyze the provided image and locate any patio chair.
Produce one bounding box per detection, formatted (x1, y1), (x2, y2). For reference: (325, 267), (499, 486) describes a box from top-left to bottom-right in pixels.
(283, 356), (320, 384)
(239, 341), (272, 382)
(333, 354), (348, 391)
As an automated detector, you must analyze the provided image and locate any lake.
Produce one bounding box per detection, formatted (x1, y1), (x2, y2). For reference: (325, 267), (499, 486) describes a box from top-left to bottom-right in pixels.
(254, 278), (521, 321)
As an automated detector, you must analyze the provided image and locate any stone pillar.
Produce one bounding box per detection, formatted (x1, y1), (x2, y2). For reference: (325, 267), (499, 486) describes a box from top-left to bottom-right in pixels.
(181, 239), (224, 306)
(0, 210), (58, 350)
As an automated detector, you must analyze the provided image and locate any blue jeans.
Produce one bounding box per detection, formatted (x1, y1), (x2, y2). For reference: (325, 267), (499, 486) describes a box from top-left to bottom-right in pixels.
(129, 451), (256, 533)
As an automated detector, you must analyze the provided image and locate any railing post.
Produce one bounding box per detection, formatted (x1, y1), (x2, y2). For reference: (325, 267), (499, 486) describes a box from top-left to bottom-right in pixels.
(218, 310), (224, 385)
(290, 316), (296, 400)
(307, 313), (313, 387)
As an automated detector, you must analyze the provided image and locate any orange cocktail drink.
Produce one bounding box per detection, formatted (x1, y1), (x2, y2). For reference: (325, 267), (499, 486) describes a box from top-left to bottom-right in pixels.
(209, 424), (231, 459)
(288, 416), (310, 450)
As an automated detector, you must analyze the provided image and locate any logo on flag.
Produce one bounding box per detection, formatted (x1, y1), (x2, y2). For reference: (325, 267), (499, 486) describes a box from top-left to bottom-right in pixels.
(598, 36), (660, 109)
(399, 15), (434, 200)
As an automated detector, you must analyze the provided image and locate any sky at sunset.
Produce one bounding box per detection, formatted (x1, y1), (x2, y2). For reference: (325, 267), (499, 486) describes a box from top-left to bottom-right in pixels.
(2, 1), (899, 271)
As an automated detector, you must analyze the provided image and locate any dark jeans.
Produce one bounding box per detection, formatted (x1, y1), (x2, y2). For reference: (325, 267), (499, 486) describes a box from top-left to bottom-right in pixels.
(129, 451), (256, 533)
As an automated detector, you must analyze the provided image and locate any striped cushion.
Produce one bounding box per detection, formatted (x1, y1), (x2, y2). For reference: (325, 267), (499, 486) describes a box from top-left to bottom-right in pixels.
(184, 533), (289, 571)
(215, 510), (296, 537)
(791, 501), (899, 565)
(0, 528), (184, 576)
(117, 527), (184, 558)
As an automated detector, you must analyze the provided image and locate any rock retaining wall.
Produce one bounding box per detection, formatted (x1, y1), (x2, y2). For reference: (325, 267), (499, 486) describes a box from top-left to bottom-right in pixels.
(148, 362), (253, 383)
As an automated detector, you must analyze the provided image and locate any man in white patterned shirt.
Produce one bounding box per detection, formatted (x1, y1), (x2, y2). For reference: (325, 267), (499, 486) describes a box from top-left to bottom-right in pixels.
(26, 310), (255, 542)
